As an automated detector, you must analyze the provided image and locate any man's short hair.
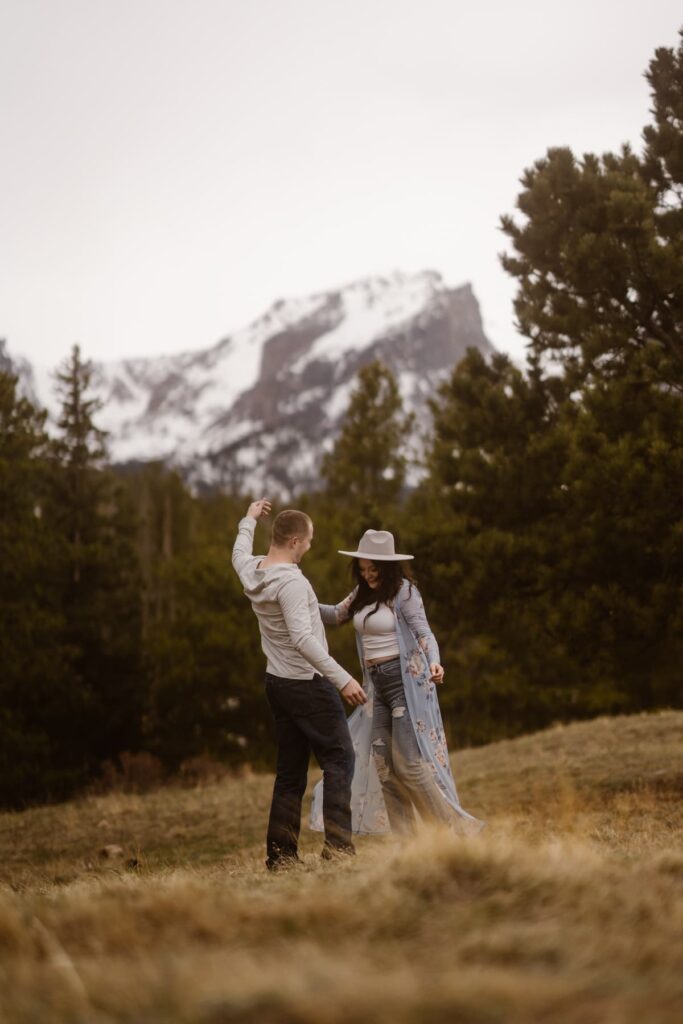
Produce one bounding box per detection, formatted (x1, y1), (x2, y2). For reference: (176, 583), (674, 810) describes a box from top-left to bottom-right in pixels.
(272, 509), (312, 546)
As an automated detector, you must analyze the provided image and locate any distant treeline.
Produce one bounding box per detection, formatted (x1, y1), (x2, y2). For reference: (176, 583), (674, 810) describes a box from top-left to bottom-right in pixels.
(1, 31), (682, 808)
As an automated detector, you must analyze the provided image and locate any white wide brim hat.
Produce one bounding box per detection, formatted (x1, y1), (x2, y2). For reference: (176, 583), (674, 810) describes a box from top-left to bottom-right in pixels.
(338, 529), (414, 562)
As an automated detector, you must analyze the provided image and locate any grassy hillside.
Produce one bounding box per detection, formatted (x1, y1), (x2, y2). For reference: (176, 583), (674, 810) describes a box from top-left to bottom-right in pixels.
(1, 709), (682, 1023)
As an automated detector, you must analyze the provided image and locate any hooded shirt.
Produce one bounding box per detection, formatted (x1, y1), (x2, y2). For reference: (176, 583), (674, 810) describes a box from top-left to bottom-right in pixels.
(231, 517), (352, 690)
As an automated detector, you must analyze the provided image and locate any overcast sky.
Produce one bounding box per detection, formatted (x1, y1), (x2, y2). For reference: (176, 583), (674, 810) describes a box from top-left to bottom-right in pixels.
(1, 0), (680, 370)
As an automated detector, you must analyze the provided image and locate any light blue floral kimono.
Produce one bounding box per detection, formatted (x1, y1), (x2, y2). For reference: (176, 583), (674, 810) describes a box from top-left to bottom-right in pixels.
(310, 579), (483, 835)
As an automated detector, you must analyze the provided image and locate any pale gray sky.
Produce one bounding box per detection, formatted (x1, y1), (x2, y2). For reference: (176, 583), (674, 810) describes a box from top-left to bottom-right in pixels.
(1, 0), (680, 369)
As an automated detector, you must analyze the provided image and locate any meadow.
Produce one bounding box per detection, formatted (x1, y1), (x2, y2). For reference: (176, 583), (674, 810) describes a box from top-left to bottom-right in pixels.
(1, 709), (682, 1024)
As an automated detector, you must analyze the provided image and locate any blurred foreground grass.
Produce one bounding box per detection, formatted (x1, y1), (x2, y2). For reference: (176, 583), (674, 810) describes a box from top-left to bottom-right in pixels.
(1, 709), (682, 1023)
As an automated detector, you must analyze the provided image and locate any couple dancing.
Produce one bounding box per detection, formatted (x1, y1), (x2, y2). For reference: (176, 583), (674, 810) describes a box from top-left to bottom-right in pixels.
(232, 498), (482, 869)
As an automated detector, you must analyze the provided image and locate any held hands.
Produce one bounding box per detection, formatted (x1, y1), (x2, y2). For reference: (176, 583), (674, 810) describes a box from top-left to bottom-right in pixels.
(247, 498), (271, 521)
(429, 663), (445, 684)
(340, 678), (368, 707)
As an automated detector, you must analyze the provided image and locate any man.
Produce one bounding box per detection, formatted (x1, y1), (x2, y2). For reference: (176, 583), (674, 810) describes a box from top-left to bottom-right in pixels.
(232, 498), (366, 869)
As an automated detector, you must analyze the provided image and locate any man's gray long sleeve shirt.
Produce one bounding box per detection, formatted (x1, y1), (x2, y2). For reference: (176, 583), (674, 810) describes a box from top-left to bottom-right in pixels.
(231, 517), (352, 691)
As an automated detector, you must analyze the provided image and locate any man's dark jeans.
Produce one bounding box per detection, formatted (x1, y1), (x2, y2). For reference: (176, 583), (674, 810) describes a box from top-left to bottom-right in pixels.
(264, 672), (355, 868)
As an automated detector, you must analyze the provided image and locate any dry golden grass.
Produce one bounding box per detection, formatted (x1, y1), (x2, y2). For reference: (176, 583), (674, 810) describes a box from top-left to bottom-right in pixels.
(1, 709), (682, 1023)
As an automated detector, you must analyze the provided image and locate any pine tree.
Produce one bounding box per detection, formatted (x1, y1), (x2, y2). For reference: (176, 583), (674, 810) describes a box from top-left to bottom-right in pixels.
(52, 345), (108, 582)
(643, 30), (683, 215)
(49, 346), (145, 777)
(321, 361), (413, 530)
(406, 350), (575, 744)
(500, 30), (683, 391)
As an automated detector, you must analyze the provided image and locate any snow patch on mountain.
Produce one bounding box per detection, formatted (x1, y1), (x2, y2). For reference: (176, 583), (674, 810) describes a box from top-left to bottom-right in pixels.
(291, 271), (439, 370)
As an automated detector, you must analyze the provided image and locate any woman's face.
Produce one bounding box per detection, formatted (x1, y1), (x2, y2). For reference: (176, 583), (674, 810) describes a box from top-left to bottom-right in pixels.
(358, 559), (380, 589)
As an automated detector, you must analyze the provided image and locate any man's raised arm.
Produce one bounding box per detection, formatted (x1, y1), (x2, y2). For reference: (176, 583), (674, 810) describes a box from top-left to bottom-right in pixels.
(232, 498), (271, 577)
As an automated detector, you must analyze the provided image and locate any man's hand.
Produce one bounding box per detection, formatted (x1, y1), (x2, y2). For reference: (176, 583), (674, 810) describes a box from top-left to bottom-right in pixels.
(247, 498), (271, 521)
(340, 678), (367, 707)
(429, 662), (445, 684)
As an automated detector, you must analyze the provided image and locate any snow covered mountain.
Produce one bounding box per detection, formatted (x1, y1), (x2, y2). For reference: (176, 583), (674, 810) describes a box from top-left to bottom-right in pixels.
(9, 270), (494, 496)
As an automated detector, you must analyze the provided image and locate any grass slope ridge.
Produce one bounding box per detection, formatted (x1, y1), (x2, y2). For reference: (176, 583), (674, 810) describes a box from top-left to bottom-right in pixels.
(1, 709), (682, 1024)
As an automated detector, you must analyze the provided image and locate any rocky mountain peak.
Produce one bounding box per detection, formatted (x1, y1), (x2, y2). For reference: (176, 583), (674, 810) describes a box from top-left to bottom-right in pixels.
(4, 270), (494, 496)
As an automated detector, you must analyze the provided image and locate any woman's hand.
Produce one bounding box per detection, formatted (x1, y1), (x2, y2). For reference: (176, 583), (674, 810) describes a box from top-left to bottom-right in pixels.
(247, 498), (271, 521)
(429, 662), (445, 684)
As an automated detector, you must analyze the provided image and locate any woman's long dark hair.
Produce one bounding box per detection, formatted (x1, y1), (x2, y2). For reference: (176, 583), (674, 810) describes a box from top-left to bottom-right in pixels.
(347, 559), (414, 624)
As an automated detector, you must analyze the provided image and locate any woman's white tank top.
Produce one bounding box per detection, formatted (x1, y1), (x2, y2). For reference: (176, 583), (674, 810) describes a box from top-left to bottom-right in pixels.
(353, 602), (400, 661)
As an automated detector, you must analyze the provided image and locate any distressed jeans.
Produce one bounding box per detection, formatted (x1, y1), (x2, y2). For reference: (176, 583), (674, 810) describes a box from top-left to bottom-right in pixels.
(369, 657), (454, 835)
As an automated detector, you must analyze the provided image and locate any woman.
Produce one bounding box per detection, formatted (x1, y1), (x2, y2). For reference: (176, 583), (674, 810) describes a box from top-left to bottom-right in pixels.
(311, 529), (483, 837)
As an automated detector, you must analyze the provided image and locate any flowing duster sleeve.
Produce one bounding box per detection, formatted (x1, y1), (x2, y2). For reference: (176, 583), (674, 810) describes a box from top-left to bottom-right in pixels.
(318, 588), (358, 627)
(396, 584), (441, 666)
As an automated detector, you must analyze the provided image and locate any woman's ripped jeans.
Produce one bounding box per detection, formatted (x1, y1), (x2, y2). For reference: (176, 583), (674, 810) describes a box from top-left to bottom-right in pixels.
(369, 657), (454, 835)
